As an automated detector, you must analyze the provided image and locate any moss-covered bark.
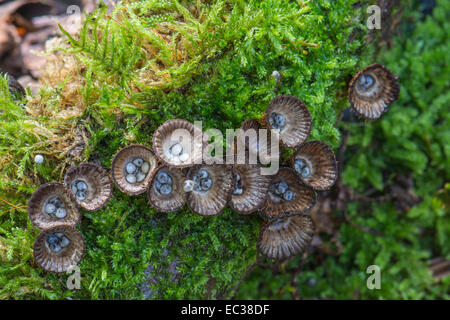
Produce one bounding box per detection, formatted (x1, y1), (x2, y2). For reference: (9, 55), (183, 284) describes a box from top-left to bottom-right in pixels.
(1, 0), (373, 299)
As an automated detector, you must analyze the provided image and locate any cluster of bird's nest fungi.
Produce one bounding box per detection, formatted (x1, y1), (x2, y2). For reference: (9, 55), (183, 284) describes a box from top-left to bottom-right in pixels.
(26, 64), (400, 273)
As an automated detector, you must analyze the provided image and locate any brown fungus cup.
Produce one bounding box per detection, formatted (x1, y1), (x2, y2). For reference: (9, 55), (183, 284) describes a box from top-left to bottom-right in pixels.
(111, 144), (157, 195)
(264, 95), (312, 148)
(257, 213), (315, 261)
(28, 182), (81, 230)
(348, 64), (400, 120)
(229, 164), (271, 215)
(185, 162), (233, 216)
(238, 119), (279, 164)
(33, 225), (85, 273)
(260, 167), (316, 220)
(153, 119), (207, 168)
(291, 140), (337, 191)
(148, 166), (186, 212)
(64, 163), (112, 211)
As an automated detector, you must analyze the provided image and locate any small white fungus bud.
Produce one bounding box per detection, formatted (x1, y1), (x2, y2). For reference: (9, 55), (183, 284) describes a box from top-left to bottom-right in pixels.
(183, 180), (195, 192)
(271, 70), (282, 83)
(34, 154), (44, 164)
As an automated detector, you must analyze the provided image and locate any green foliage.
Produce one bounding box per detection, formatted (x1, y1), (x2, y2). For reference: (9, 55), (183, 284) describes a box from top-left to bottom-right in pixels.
(1, 0), (367, 299)
(55, 0), (364, 142)
(238, 0), (450, 299)
(0, 78), (49, 193)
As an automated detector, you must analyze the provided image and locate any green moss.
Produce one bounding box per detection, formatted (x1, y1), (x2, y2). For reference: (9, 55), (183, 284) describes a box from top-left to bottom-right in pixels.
(1, 0), (367, 299)
(238, 0), (450, 299)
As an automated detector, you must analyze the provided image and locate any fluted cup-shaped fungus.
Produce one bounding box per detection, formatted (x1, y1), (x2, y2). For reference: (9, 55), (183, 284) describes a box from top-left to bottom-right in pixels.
(291, 140), (337, 191)
(261, 167), (316, 220)
(148, 166), (186, 212)
(348, 64), (400, 120)
(64, 163), (112, 211)
(185, 162), (233, 216)
(257, 213), (315, 261)
(153, 119), (207, 168)
(28, 182), (81, 230)
(264, 95), (312, 148)
(238, 119), (279, 164)
(111, 144), (157, 195)
(33, 225), (85, 273)
(229, 164), (271, 214)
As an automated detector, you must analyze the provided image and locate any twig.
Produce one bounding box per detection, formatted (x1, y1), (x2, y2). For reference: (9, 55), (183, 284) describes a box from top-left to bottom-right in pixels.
(343, 210), (383, 237)
(105, 207), (120, 220)
(349, 189), (392, 203)
(336, 130), (350, 189)
(0, 197), (27, 210)
(290, 268), (302, 300)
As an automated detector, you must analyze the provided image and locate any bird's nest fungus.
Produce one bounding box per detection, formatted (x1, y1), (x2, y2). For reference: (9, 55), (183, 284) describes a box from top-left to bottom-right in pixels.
(25, 61), (400, 270)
